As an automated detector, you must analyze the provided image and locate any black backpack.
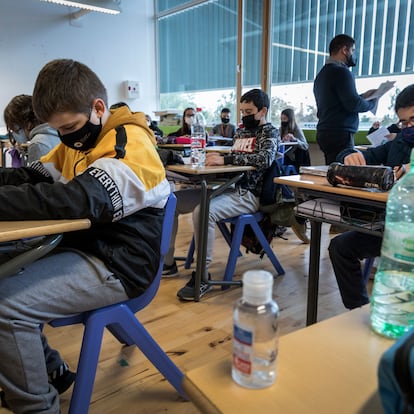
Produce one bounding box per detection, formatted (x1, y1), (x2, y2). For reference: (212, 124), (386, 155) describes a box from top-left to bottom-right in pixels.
(237, 217), (287, 257)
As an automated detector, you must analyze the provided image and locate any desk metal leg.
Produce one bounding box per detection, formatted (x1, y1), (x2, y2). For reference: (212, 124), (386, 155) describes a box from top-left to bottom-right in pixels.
(193, 179), (208, 302)
(306, 220), (322, 325)
(193, 174), (245, 301)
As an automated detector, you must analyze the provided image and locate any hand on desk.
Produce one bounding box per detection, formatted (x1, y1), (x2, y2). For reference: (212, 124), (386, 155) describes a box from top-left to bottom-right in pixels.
(394, 163), (410, 180)
(206, 152), (224, 166)
(344, 151), (366, 165)
(344, 152), (410, 181)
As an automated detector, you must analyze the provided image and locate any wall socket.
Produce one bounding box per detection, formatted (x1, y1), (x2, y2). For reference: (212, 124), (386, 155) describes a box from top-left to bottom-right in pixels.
(125, 80), (140, 99)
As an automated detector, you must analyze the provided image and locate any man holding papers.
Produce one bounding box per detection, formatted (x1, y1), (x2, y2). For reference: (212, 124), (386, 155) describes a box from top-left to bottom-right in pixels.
(314, 34), (388, 164)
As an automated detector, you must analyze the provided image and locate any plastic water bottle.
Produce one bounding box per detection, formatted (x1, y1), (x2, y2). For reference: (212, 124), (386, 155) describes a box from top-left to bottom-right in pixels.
(232, 270), (279, 388)
(190, 108), (206, 168)
(370, 149), (414, 339)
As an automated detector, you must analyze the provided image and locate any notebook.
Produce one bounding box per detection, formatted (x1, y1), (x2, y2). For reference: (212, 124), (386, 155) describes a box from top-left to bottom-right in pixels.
(299, 165), (329, 177)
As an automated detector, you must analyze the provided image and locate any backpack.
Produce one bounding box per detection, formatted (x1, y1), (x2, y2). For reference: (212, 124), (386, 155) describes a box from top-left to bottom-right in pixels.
(237, 217), (287, 257)
(232, 160), (295, 257)
(259, 160), (296, 227)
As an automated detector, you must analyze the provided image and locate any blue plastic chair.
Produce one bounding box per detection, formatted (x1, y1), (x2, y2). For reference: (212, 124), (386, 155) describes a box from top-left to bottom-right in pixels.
(363, 256), (376, 283)
(185, 211), (285, 286)
(276, 145), (297, 175)
(49, 194), (186, 414)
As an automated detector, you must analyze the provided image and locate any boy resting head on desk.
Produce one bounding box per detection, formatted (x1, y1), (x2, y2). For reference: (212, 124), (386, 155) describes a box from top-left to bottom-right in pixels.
(329, 84), (414, 310)
(0, 59), (170, 413)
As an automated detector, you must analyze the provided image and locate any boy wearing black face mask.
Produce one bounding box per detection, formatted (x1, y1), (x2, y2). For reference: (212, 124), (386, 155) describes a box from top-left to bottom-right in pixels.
(211, 107), (236, 143)
(168, 89), (279, 300)
(313, 33), (378, 164)
(0, 59), (170, 413)
(328, 84), (414, 310)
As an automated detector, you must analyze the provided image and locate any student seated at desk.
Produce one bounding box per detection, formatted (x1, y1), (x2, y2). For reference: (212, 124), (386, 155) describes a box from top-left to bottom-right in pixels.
(210, 107), (236, 144)
(328, 84), (414, 309)
(0, 59), (170, 413)
(168, 107), (194, 138)
(167, 107), (208, 141)
(163, 89), (279, 300)
(279, 108), (311, 172)
(3, 94), (60, 165)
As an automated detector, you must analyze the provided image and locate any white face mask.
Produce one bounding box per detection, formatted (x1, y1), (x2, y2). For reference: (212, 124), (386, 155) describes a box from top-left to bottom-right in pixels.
(185, 116), (194, 126)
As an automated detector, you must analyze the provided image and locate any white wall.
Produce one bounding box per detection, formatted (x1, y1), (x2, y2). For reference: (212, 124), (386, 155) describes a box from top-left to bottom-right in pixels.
(0, 0), (158, 130)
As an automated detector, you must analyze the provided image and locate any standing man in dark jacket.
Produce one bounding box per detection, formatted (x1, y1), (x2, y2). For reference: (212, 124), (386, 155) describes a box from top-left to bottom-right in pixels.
(328, 84), (414, 310)
(313, 34), (377, 164)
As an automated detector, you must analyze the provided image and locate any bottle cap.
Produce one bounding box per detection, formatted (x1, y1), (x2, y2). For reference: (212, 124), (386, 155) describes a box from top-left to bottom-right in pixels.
(242, 270), (273, 305)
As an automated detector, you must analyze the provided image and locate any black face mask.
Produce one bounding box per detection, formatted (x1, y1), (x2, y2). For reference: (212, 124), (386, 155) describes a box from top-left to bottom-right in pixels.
(281, 121), (289, 128)
(221, 117), (230, 124)
(242, 114), (260, 130)
(402, 126), (414, 145)
(59, 116), (102, 151)
(346, 53), (357, 67)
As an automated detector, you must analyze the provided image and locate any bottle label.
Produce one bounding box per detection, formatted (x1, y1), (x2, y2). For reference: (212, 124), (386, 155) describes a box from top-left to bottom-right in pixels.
(382, 226), (414, 264)
(191, 137), (206, 148)
(232, 324), (253, 376)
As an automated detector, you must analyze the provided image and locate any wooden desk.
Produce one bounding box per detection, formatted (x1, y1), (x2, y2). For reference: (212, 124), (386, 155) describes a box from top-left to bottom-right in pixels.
(206, 146), (232, 153)
(274, 174), (388, 325)
(167, 164), (254, 300)
(183, 306), (393, 414)
(0, 219), (91, 243)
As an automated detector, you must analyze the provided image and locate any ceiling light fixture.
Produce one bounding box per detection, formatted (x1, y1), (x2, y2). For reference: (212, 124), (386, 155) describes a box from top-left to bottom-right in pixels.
(40, 0), (121, 15)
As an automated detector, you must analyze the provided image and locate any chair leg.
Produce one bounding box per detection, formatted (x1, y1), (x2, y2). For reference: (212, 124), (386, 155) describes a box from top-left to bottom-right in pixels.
(68, 315), (106, 414)
(184, 236), (195, 269)
(69, 305), (186, 414)
(250, 219), (285, 276)
(221, 219), (247, 287)
(217, 221), (243, 258)
(185, 221), (243, 270)
(110, 305), (187, 399)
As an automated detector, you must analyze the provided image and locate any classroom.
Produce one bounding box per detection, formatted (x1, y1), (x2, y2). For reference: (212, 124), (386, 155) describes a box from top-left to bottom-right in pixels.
(0, 1), (413, 413)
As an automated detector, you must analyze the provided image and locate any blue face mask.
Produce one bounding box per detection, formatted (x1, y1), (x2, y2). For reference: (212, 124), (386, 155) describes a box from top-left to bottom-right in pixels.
(402, 126), (414, 145)
(9, 129), (27, 145)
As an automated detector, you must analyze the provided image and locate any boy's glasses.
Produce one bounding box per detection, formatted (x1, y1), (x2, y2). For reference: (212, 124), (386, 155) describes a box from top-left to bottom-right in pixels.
(397, 116), (414, 129)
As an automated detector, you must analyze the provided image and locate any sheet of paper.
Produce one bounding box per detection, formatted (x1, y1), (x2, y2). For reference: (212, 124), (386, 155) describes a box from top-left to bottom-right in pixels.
(366, 126), (392, 146)
(370, 99), (379, 115)
(366, 80), (395, 101)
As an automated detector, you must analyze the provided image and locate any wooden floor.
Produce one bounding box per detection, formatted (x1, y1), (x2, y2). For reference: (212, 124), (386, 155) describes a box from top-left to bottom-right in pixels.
(0, 213), (353, 414)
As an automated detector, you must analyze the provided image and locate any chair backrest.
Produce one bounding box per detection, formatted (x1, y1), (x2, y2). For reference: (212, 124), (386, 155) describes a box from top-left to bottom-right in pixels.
(125, 192), (176, 313)
(49, 192), (177, 327)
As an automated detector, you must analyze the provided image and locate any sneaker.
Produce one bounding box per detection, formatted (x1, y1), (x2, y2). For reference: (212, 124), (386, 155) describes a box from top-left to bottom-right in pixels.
(49, 364), (76, 394)
(162, 261), (179, 278)
(177, 271), (212, 301)
(0, 363), (75, 409)
(291, 219), (310, 244)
